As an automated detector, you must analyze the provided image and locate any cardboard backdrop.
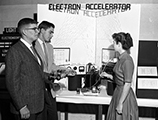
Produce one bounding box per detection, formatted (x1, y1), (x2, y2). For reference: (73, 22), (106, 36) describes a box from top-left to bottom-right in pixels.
(38, 4), (141, 92)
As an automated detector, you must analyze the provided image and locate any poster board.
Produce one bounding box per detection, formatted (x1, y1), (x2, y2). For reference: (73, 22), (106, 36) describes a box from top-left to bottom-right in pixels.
(101, 48), (118, 63)
(38, 3), (141, 92)
(53, 47), (70, 65)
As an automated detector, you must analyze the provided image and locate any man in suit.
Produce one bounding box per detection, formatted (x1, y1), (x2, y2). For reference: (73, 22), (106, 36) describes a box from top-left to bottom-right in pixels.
(35, 21), (75, 120)
(5, 18), (47, 120)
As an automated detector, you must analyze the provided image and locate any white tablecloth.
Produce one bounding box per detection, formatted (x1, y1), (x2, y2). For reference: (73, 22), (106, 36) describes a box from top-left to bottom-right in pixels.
(56, 88), (158, 108)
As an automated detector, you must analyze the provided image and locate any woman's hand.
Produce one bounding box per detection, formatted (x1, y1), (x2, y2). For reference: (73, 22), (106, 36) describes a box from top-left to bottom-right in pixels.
(116, 103), (123, 115)
(100, 72), (113, 79)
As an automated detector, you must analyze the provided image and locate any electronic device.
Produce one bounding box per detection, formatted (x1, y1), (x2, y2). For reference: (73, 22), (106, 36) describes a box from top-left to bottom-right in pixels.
(66, 65), (86, 75)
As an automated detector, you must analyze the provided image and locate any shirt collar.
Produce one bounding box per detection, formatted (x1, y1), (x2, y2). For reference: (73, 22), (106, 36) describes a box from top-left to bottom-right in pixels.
(20, 38), (32, 48)
(38, 38), (45, 44)
(119, 51), (127, 60)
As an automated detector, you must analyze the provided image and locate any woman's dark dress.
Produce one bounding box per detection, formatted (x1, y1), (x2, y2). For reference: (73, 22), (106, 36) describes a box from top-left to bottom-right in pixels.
(106, 52), (139, 120)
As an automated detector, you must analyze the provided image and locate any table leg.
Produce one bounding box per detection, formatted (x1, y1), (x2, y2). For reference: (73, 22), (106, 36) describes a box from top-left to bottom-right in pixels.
(96, 105), (102, 120)
(58, 111), (61, 120)
(156, 108), (158, 120)
(0, 111), (1, 120)
(57, 111), (68, 120)
(65, 112), (68, 120)
(65, 104), (68, 120)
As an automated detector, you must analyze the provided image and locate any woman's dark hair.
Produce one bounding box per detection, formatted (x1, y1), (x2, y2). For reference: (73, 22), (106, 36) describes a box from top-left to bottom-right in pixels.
(112, 32), (133, 50)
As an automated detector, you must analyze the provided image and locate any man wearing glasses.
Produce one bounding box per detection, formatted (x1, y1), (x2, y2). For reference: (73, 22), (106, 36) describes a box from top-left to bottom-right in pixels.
(5, 18), (47, 120)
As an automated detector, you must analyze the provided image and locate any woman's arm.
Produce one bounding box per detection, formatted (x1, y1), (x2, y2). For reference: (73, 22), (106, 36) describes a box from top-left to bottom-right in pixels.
(100, 72), (113, 79)
(116, 82), (131, 114)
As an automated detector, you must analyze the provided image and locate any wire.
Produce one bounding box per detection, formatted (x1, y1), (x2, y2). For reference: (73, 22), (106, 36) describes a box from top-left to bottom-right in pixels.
(88, 61), (113, 89)
(86, 70), (102, 89)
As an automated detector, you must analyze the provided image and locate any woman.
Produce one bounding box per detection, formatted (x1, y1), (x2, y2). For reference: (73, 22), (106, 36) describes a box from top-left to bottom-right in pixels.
(100, 32), (139, 120)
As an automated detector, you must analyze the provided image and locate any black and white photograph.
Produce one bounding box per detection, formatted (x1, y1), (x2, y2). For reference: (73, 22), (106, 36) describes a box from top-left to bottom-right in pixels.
(0, 0), (158, 120)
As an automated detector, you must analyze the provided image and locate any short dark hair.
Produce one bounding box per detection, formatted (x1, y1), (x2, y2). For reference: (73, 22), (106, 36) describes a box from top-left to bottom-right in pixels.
(38, 21), (55, 30)
(112, 32), (133, 50)
(17, 18), (38, 34)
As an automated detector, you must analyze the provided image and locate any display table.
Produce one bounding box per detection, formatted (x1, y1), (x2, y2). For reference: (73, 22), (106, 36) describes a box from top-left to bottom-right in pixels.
(56, 88), (109, 120)
(56, 88), (111, 105)
(56, 88), (158, 120)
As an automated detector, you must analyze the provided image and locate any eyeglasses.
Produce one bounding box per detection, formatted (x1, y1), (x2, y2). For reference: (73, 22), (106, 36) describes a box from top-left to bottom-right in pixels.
(25, 27), (39, 31)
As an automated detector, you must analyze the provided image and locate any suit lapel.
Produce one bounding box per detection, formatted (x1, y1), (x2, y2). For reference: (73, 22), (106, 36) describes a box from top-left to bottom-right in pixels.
(35, 40), (47, 71)
(46, 44), (52, 67)
(35, 40), (45, 62)
(19, 41), (42, 66)
(46, 43), (55, 72)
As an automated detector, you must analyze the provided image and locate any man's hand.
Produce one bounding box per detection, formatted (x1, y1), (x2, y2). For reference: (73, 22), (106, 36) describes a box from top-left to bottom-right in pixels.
(20, 106), (30, 119)
(60, 72), (67, 79)
(65, 69), (76, 76)
(51, 83), (60, 91)
(50, 69), (77, 81)
(57, 69), (76, 79)
(51, 82), (66, 91)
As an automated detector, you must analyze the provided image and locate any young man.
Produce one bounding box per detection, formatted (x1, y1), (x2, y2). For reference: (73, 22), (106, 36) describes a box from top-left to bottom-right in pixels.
(35, 21), (75, 120)
(5, 18), (46, 120)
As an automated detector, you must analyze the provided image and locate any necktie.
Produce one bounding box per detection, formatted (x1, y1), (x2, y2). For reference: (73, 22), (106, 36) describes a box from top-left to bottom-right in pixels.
(43, 42), (48, 67)
(31, 45), (42, 66)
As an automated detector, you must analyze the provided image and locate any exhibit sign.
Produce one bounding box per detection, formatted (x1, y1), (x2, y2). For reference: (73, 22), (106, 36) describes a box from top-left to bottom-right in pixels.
(38, 3), (141, 91)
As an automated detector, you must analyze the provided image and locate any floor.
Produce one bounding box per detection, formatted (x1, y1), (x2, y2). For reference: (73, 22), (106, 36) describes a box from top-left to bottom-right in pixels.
(0, 112), (156, 120)
(59, 112), (155, 120)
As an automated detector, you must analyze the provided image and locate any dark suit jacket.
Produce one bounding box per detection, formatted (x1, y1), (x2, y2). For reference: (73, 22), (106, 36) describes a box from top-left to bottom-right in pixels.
(35, 39), (64, 106)
(5, 40), (45, 114)
(34, 39), (55, 105)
